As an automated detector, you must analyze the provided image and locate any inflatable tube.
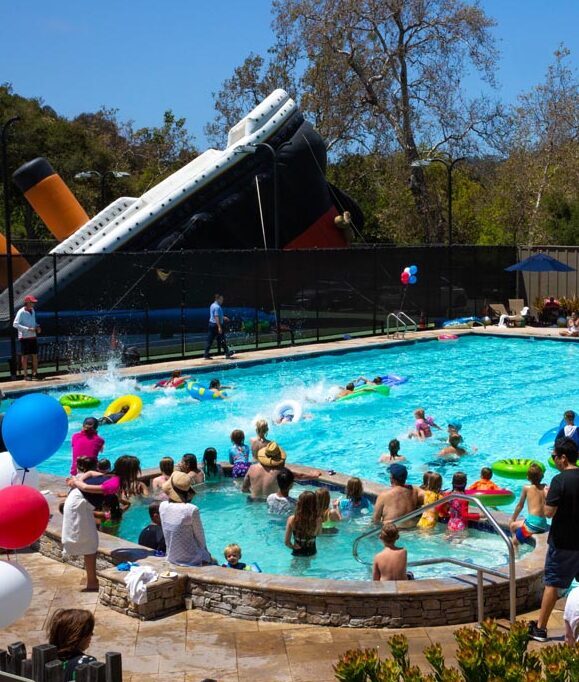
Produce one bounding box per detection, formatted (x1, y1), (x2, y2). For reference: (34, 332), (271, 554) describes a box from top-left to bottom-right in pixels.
(492, 459), (545, 480)
(337, 384), (390, 402)
(442, 316), (482, 329)
(62, 405), (72, 416)
(381, 374), (408, 387)
(104, 395), (142, 423)
(465, 488), (515, 507)
(438, 334), (458, 341)
(273, 399), (303, 423)
(186, 381), (226, 401)
(59, 394), (101, 409)
(155, 377), (186, 389)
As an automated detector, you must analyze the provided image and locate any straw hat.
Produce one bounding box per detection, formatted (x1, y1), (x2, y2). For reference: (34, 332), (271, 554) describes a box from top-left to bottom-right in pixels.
(162, 472), (195, 502)
(257, 441), (287, 468)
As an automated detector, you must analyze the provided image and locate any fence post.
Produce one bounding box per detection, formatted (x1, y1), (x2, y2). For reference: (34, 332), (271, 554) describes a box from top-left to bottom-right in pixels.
(105, 652), (122, 682)
(180, 249), (185, 358)
(52, 254), (60, 372)
(88, 661), (106, 682)
(372, 246), (378, 335)
(7, 643), (26, 675)
(32, 644), (58, 682)
(314, 249), (320, 343)
(144, 305), (150, 362)
(254, 253), (259, 351)
(74, 664), (89, 682)
(19, 659), (33, 679)
(0, 650), (7, 672)
(275, 250), (281, 347)
(44, 659), (64, 682)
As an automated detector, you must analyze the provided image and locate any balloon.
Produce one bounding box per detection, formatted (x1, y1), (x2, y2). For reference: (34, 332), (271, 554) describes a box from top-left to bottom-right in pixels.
(0, 561), (33, 628)
(409, 275), (417, 284)
(482, 316), (491, 326)
(2, 394), (68, 469)
(400, 272), (410, 284)
(403, 267), (411, 274)
(0, 452), (39, 490)
(409, 265), (418, 275)
(0, 486), (50, 549)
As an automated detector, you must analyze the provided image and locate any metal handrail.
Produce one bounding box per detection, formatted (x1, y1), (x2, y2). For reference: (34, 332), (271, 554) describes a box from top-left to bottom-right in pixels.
(386, 312), (416, 338)
(397, 311), (417, 331)
(352, 493), (517, 623)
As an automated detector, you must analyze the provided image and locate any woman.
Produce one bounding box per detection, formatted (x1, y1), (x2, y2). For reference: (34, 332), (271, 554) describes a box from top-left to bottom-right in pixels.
(178, 453), (205, 484)
(159, 472), (213, 566)
(47, 609), (96, 681)
(285, 491), (321, 556)
(69, 454), (146, 500)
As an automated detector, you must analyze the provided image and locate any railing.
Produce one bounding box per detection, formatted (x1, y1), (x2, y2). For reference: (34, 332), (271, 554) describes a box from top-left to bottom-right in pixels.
(352, 493), (517, 624)
(385, 311), (417, 338)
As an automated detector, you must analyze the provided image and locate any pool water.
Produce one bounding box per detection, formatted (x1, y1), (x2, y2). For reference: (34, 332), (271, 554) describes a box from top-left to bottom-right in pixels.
(42, 335), (576, 512)
(119, 482), (531, 580)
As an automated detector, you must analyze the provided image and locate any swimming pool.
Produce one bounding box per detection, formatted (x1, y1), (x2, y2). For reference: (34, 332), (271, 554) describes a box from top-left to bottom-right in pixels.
(118, 481), (531, 580)
(41, 335), (576, 510)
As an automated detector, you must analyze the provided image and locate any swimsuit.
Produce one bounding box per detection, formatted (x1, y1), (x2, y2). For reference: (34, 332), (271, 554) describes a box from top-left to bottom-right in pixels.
(524, 515), (549, 533)
(469, 480), (500, 491)
(229, 444), (250, 478)
(447, 498), (468, 532)
(338, 497), (371, 518)
(415, 417), (433, 438)
(292, 531), (317, 557)
(417, 490), (442, 529)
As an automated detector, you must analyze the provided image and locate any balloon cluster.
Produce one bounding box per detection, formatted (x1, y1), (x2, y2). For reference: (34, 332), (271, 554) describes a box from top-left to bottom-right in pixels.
(400, 264), (418, 285)
(0, 394), (68, 628)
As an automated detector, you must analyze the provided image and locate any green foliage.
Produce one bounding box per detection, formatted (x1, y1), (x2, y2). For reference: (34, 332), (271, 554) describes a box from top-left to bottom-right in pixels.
(332, 621), (579, 681)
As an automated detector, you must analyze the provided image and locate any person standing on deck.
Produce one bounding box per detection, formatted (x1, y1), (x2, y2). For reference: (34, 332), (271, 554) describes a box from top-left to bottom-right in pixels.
(203, 293), (234, 360)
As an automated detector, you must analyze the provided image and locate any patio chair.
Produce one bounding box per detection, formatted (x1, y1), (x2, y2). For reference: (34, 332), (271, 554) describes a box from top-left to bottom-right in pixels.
(487, 303), (508, 323)
(508, 299), (525, 315)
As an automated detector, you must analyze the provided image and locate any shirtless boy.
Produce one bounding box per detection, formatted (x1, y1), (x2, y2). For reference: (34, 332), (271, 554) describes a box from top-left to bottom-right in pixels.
(510, 463), (549, 544)
(372, 523), (411, 581)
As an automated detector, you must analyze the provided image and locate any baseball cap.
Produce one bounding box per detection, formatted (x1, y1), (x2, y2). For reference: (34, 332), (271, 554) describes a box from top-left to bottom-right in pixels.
(24, 295), (38, 303)
(388, 462), (408, 483)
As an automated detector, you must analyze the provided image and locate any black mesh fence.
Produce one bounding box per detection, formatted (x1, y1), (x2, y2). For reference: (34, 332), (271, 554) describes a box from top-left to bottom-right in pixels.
(0, 246), (517, 376)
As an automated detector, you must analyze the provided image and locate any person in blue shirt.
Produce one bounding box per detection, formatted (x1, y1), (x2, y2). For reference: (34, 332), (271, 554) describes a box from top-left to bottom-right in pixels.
(204, 293), (234, 360)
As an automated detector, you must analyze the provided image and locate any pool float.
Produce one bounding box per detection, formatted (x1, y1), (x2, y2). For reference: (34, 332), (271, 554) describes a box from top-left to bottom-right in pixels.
(186, 381), (226, 401)
(442, 316), (482, 329)
(380, 374), (408, 387)
(273, 399), (303, 423)
(465, 488), (515, 507)
(337, 384), (390, 402)
(59, 393), (101, 409)
(154, 377), (186, 389)
(62, 405), (72, 416)
(438, 333), (459, 341)
(491, 459), (545, 479)
(103, 395), (142, 423)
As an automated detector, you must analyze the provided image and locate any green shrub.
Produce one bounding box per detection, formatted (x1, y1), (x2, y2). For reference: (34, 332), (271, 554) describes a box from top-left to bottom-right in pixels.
(333, 620), (579, 682)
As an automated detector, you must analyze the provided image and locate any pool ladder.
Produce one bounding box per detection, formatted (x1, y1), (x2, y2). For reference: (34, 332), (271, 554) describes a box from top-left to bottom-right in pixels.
(352, 493), (517, 624)
(385, 312), (417, 338)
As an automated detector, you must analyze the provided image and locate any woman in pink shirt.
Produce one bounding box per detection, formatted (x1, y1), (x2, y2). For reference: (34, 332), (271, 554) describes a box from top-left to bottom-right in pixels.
(70, 418), (105, 475)
(69, 455), (146, 500)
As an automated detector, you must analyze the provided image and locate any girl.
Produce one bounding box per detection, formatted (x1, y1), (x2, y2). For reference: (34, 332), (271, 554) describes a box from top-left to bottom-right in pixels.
(334, 477), (373, 518)
(95, 495), (124, 537)
(315, 487), (341, 534)
(179, 453), (205, 484)
(229, 430), (250, 478)
(285, 491), (321, 556)
(409, 408), (441, 439)
(151, 457), (174, 493)
(203, 447), (222, 482)
(419, 471), (434, 490)
(442, 472), (470, 534)
(250, 419), (270, 461)
(417, 472), (443, 529)
(47, 609), (96, 681)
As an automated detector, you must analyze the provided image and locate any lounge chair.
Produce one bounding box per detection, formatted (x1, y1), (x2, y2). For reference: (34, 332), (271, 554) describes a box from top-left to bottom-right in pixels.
(508, 299), (526, 315)
(487, 303), (508, 323)
(498, 307), (531, 328)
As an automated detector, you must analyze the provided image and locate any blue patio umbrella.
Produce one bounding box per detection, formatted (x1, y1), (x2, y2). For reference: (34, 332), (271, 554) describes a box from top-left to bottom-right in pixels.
(505, 252), (575, 272)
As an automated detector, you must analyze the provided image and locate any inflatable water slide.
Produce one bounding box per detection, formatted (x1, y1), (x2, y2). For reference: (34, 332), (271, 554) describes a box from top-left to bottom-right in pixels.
(0, 90), (362, 322)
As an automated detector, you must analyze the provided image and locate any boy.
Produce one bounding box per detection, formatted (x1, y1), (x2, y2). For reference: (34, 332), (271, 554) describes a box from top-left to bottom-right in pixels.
(556, 410), (579, 448)
(372, 523), (412, 581)
(510, 463), (549, 543)
(138, 502), (166, 554)
(469, 467), (500, 491)
(97, 458), (111, 474)
(267, 468), (297, 515)
(438, 434), (466, 458)
(222, 543), (247, 570)
(379, 438), (405, 462)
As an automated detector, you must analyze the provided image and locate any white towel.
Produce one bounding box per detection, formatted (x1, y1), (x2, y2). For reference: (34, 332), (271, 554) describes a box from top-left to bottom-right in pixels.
(62, 489), (99, 557)
(124, 565), (158, 605)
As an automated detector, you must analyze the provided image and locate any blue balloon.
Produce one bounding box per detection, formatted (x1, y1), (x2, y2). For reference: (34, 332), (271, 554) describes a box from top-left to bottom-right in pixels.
(409, 275), (417, 284)
(409, 265), (418, 275)
(2, 394), (68, 469)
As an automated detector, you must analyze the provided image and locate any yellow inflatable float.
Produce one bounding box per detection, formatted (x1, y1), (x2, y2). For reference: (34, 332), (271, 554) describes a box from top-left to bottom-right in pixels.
(103, 394), (142, 424)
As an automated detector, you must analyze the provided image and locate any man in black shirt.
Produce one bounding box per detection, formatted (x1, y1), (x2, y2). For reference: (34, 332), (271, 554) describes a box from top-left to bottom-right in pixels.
(530, 438), (579, 641)
(138, 502), (166, 554)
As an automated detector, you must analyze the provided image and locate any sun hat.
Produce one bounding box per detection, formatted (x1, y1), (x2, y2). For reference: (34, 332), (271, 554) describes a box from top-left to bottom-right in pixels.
(24, 295), (38, 303)
(162, 472), (195, 502)
(388, 462), (408, 483)
(257, 441), (287, 467)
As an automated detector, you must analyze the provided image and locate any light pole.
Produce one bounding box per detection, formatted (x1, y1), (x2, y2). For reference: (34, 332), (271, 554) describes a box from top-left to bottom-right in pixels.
(411, 156), (465, 319)
(1, 116), (20, 376)
(74, 170), (130, 210)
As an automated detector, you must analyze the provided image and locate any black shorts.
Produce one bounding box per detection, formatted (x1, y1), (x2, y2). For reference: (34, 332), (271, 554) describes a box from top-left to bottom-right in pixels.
(543, 544), (579, 588)
(20, 337), (38, 355)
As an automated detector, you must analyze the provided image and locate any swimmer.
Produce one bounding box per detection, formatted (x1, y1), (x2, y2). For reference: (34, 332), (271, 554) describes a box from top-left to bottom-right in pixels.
(98, 405), (129, 425)
(354, 376), (383, 386)
(208, 378), (232, 391)
(469, 467), (500, 491)
(438, 435), (466, 458)
(154, 369), (189, 389)
(447, 419), (463, 443)
(439, 472), (469, 536)
(379, 438), (405, 463)
(510, 464), (549, 545)
(372, 523), (413, 581)
(408, 408), (441, 439)
(222, 543), (247, 570)
(335, 382), (355, 400)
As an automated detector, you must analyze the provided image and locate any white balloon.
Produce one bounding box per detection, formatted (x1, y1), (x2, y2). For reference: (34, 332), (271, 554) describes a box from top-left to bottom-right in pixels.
(0, 561), (33, 628)
(0, 451), (39, 489)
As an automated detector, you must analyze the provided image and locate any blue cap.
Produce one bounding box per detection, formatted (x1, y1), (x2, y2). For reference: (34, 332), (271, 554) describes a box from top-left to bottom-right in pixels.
(388, 463), (408, 483)
(448, 418), (462, 431)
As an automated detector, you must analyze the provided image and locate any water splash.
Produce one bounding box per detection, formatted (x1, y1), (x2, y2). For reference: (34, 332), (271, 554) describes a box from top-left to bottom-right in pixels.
(83, 359), (139, 398)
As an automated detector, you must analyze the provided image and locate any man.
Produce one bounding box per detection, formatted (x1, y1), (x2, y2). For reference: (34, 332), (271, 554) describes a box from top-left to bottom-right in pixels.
(373, 463), (424, 529)
(13, 294), (41, 380)
(203, 293), (234, 360)
(529, 438), (579, 642)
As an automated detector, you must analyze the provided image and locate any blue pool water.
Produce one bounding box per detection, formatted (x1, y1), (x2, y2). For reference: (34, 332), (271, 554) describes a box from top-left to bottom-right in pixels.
(119, 481), (531, 579)
(42, 336), (576, 508)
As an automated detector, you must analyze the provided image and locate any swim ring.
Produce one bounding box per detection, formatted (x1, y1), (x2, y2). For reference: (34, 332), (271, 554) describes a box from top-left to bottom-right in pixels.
(381, 374), (408, 386)
(59, 394), (101, 409)
(491, 459), (545, 479)
(465, 488), (515, 507)
(337, 384), (390, 402)
(273, 399), (303, 423)
(103, 395), (142, 423)
(155, 377), (186, 389)
(62, 405), (72, 416)
(438, 334), (459, 341)
(186, 381), (226, 401)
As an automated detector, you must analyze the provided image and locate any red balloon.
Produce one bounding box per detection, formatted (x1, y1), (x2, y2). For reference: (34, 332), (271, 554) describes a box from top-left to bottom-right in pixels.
(400, 272), (410, 284)
(0, 486), (49, 549)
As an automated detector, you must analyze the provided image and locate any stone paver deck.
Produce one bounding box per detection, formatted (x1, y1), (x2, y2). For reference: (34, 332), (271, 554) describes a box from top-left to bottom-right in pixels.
(0, 552), (567, 682)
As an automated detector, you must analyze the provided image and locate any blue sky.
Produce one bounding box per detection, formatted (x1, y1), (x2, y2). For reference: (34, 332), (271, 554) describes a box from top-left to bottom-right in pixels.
(2, 1), (577, 148)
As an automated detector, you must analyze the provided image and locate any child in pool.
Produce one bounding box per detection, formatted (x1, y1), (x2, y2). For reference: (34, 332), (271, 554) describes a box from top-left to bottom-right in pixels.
(440, 472), (469, 534)
(419, 471), (434, 490)
(555, 410), (579, 447)
(409, 408), (441, 439)
(372, 523), (413, 581)
(229, 429), (251, 478)
(202, 447), (222, 482)
(316, 487), (341, 534)
(178, 453), (204, 484)
(95, 495), (124, 537)
(222, 543), (247, 570)
(334, 477), (373, 518)
(417, 472), (443, 529)
(438, 435), (466, 458)
(447, 420), (463, 443)
(379, 438), (405, 462)
(469, 467), (500, 491)
(151, 457), (174, 493)
(285, 491), (321, 556)
(97, 458), (111, 474)
(510, 463), (549, 544)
